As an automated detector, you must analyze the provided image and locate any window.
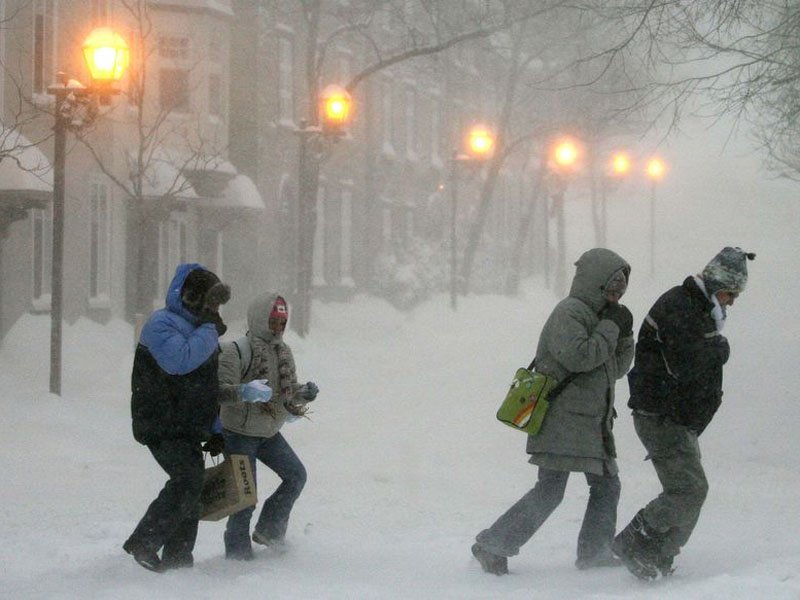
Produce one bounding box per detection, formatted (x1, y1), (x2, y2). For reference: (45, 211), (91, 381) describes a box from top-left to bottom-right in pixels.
(32, 0), (56, 96)
(381, 202), (392, 248)
(0, 0), (5, 113)
(31, 207), (52, 305)
(209, 73), (222, 117)
(405, 86), (417, 158)
(158, 36), (189, 60)
(208, 29), (223, 63)
(278, 36), (294, 123)
(158, 216), (188, 302)
(430, 96), (441, 163)
(159, 68), (190, 113)
(381, 79), (394, 153)
(89, 182), (111, 302)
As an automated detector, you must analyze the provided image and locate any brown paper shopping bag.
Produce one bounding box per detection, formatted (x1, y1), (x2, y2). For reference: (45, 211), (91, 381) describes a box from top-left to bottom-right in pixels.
(199, 454), (257, 522)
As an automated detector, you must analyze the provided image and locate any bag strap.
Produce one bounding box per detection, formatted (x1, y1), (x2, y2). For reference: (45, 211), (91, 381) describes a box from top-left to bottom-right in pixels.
(530, 356), (579, 402)
(232, 335), (252, 380)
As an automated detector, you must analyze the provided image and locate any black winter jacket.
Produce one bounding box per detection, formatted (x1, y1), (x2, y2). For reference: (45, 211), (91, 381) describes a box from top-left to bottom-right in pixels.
(131, 343), (220, 445)
(131, 344), (219, 446)
(628, 276), (730, 433)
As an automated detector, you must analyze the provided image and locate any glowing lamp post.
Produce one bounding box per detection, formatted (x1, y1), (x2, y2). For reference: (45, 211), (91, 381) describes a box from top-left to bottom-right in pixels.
(293, 84), (354, 336)
(48, 28), (128, 395)
(319, 84), (353, 135)
(545, 137), (582, 295)
(82, 26), (130, 96)
(610, 151), (632, 177)
(551, 138), (580, 171)
(467, 125), (495, 159)
(449, 124), (495, 309)
(645, 156), (667, 276)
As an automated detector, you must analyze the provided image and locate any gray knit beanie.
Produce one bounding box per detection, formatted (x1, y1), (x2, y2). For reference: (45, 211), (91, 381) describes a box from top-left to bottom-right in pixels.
(701, 247), (756, 295)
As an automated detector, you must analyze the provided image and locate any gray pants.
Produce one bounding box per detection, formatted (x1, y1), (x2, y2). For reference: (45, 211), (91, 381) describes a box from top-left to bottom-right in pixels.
(476, 467), (620, 560)
(634, 413), (709, 558)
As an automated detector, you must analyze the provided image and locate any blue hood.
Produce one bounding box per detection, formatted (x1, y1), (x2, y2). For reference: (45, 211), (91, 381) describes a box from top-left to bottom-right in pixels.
(166, 262), (207, 321)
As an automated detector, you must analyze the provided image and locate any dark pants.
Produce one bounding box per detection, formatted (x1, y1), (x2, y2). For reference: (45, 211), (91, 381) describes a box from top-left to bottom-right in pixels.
(634, 413), (709, 558)
(222, 430), (307, 552)
(476, 467), (621, 560)
(126, 439), (205, 561)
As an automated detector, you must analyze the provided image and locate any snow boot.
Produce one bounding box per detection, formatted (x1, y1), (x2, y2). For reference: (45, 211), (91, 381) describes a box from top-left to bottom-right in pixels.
(575, 549), (623, 570)
(471, 543), (508, 576)
(611, 510), (663, 581)
(161, 553), (194, 570)
(123, 538), (163, 573)
(252, 529), (287, 553)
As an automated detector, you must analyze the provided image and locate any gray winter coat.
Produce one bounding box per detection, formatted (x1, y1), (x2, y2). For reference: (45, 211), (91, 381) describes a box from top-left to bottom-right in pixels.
(218, 293), (307, 439)
(526, 248), (634, 476)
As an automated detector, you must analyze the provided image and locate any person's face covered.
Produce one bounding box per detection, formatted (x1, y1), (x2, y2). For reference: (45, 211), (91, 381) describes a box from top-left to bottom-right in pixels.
(269, 317), (287, 334)
(603, 268), (628, 303)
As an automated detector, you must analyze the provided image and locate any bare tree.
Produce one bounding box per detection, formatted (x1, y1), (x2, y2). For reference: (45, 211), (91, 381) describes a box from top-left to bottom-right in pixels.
(289, 0), (576, 333)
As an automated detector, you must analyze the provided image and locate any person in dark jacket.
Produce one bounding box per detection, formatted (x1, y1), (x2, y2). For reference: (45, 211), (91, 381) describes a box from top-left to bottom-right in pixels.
(472, 248), (634, 575)
(123, 263), (231, 573)
(613, 247), (755, 581)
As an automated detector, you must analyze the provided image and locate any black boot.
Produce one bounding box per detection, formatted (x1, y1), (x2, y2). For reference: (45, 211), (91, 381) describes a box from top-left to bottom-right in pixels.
(123, 538), (163, 573)
(471, 543), (508, 576)
(611, 510), (663, 581)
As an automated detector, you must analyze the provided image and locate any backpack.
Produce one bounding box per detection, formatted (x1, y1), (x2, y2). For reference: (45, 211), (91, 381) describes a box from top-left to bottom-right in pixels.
(228, 335), (252, 380)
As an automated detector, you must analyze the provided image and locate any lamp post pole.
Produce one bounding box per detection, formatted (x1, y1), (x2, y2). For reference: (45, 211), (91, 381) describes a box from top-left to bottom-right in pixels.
(48, 78), (68, 395)
(449, 150), (459, 310)
(45, 27), (129, 395)
(650, 178), (656, 276)
(644, 156), (665, 277)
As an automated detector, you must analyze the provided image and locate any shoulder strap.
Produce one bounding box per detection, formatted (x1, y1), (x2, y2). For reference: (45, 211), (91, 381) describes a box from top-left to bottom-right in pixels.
(232, 335), (252, 380)
(530, 356), (579, 402)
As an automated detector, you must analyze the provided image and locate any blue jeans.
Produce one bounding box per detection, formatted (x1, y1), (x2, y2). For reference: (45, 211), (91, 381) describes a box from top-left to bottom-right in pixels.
(222, 430), (307, 552)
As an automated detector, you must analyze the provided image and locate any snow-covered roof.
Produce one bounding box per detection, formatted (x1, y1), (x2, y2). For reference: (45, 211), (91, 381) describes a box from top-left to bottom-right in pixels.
(128, 148), (198, 199)
(220, 174), (265, 210)
(153, 0), (234, 17)
(0, 127), (53, 195)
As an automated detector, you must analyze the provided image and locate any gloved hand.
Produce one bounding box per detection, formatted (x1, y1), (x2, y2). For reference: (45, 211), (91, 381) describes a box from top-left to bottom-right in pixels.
(199, 308), (227, 336)
(239, 379), (273, 403)
(599, 303), (633, 339)
(299, 381), (319, 401)
(202, 433), (225, 457)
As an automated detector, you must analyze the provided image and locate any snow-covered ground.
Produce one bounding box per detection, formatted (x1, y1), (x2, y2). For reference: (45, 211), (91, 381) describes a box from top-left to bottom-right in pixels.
(2, 258), (800, 600)
(2, 125), (800, 599)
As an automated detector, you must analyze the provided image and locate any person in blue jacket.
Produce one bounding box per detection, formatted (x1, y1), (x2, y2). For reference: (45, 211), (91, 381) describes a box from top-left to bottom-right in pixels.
(123, 263), (231, 572)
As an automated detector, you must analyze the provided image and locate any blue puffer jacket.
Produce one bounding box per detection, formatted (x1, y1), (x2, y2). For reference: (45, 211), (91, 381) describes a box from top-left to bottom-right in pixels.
(131, 263), (221, 445)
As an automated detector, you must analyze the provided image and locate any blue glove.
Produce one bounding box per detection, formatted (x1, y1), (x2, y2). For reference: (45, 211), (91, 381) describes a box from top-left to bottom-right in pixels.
(239, 379), (272, 403)
(299, 381), (319, 401)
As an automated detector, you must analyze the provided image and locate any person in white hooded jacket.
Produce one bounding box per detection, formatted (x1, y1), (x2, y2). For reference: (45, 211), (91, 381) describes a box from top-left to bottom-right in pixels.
(218, 292), (320, 560)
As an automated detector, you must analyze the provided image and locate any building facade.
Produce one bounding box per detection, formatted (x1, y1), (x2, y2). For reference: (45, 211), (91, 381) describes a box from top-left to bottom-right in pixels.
(1, 0), (538, 342)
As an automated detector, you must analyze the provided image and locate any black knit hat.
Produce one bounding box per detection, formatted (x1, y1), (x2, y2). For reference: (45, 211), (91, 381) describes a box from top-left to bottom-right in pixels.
(181, 268), (230, 313)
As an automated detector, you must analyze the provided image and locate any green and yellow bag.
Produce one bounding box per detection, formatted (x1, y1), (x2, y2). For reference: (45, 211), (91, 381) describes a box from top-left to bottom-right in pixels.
(496, 359), (576, 435)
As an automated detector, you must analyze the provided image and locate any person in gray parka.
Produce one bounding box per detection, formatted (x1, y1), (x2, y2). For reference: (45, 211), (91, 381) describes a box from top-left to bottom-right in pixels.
(472, 248), (635, 575)
(217, 292), (320, 560)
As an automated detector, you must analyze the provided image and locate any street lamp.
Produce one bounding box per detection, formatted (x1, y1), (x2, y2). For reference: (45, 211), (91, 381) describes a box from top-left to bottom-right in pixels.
(593, 150), (633, 246)
(644, 156), (667, 276)
(546, 136), (582, 295)
(293, 83), (353, 336)
(48, 27), (129, 395)
(319, 84), (353, 135)
(449, 124), (494, 309)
